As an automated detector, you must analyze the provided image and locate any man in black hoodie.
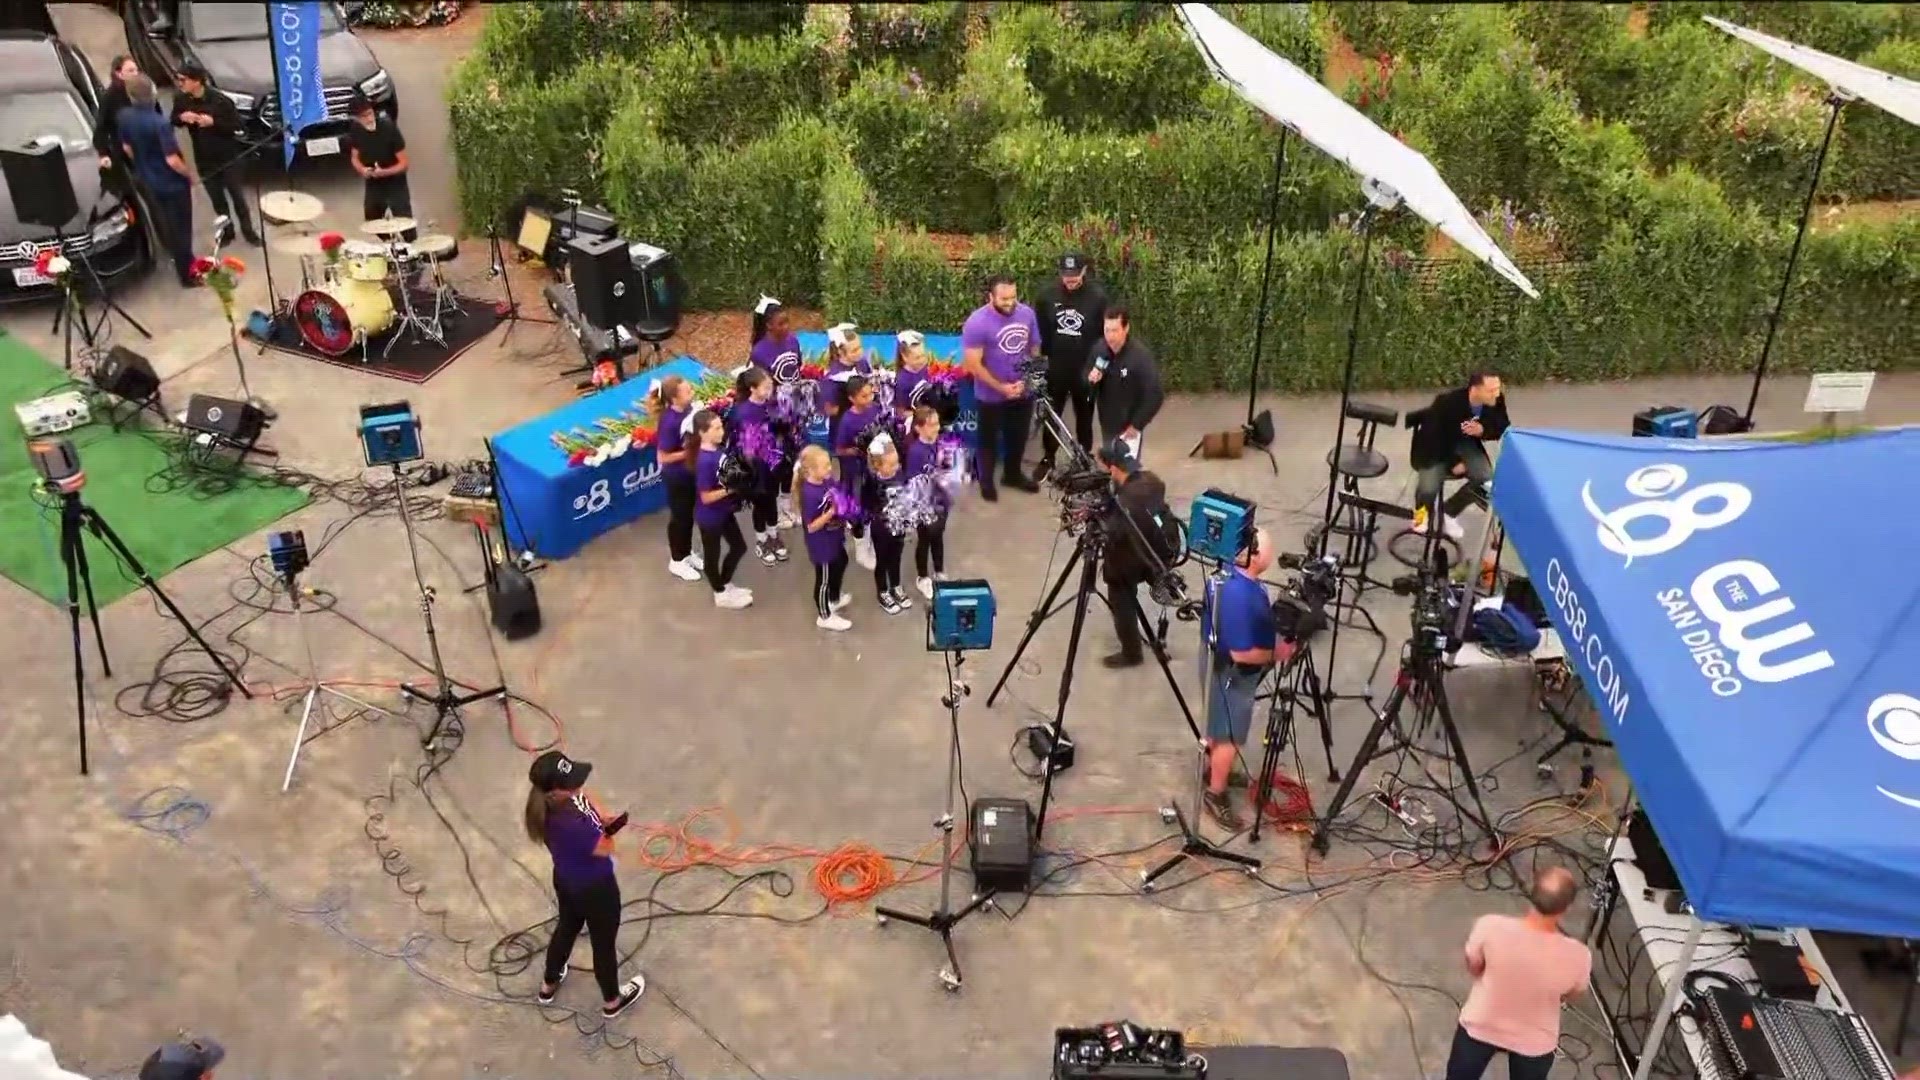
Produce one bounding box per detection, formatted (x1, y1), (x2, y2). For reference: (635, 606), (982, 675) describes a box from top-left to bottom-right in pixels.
(1084, 305), (1164, 461)
(1033, 252), (1105, 478)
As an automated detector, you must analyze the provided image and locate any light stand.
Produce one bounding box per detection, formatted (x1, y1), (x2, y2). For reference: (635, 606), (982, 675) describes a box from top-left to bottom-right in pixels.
(876, 652), (996, 991)
(279, 565), (401, 793)
(1239, 127), (1290, 474)
(1741, 91), (1849, 428)
(388, 462), (507, 749)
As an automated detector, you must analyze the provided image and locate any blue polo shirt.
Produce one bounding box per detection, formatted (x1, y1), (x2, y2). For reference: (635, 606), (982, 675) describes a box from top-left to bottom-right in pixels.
(1204, 571), (1276, 661)
(118, 105), (188, 196)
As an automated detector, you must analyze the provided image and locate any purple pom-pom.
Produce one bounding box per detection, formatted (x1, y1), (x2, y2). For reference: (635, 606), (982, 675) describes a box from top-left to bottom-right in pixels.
(828, 486), (867, 525)
(738, 421), (784, 468)
(883, 475), (946, 535)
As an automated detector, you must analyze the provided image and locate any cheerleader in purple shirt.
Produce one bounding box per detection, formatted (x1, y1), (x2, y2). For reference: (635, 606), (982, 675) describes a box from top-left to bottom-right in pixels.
(690, 411), (751, 609)
(905, 405), (949, 599)
(729, 367), (789, 566)
(821, 323), (870, 449)
(646, 375), (703, 582)
(748, 297), (803, 527)
(835, 376), (883, 570)
(862, 434), (915, 615)
(893, 330), (932, 426)
(793, 446), (853, 632)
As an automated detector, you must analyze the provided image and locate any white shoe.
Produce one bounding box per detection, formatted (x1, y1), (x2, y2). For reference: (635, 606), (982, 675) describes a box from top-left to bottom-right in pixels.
(916, 577), (935, 600)
(815, 613), (852, 631)
(831, 593), (853, 612)
(714, 588), (753, 609)
(776, 494), (797, 530)
(668, 558), (702, 581)
(854, 536), (876, 570)
(1441, 515), (1465, 540)
(725, 584), (753, 601)
(687, 552), (705, 570)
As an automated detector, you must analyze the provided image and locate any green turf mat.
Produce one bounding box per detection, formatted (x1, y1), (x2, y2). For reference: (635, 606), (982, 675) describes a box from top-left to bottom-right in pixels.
(0, 330), (310, 607)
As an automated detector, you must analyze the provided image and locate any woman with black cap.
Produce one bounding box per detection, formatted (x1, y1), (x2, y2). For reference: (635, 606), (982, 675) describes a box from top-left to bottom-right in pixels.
(524, 749), (646, 1017)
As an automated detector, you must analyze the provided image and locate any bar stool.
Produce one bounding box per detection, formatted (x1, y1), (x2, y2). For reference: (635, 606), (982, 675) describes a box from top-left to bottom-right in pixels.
(1306, 400), (1398, 571)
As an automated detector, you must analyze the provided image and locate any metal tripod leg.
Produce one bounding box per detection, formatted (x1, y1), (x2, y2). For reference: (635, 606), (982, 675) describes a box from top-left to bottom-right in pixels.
(282, 583), (402, 792)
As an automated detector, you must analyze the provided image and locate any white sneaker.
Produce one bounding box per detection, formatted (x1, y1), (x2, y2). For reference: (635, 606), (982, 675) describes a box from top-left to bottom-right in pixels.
(725, 584), (753, 602)
(854, 535), (876, 570)
(714, 588), (753, 609)
(1441, 515), (1465, 540)
(668, 558), (702, 581)
(831, 593), (853, 612)
(815, 613), (852, 631)
(916, 577), (935, 600)
(687, 552), (705, 570)
(776, 495), (798, 531)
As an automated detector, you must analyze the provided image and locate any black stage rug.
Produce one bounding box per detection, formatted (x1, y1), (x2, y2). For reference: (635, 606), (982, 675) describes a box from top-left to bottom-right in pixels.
(258, 288), (502, 383)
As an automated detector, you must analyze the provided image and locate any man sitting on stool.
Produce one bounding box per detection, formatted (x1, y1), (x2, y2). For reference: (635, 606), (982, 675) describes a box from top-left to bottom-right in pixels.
(1411, 370), (1509, 540)
(1199, 528), (1297, 832)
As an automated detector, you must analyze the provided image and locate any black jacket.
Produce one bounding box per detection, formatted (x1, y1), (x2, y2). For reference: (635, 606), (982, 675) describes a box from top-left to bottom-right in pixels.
(1085, 337), (1164, 440)
(1103, 470), (1171, 581)
(1410, 386), (1510, 470)
(170, 89), (247, 174)
(1036, 278), (1107, 369)
(91, 82), (154, 190)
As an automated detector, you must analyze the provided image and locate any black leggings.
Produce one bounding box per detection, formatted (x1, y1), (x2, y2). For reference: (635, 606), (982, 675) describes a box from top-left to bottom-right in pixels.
(750, 462), (792, 533)
(813, 553), (848, 618)
(914, 519), (947, 579)
(873, 528), (906, 595)
(664, 472), (696, 562)
(698, 517), (746, 592)
(544, 876), (623, 1002)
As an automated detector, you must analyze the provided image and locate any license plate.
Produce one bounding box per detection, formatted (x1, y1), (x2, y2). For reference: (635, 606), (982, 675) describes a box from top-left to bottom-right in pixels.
(11, 267), (53, 287)
(305, 136), (340, 156)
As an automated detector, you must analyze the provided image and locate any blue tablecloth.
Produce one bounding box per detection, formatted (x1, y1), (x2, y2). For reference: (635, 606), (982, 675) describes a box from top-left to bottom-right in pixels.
(792, 331), (978, 448)
(491, 357), (712, 559)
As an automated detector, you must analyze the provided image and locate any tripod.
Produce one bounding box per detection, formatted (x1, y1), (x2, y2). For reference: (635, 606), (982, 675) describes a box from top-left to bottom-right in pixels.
(1310, 637), (1499, 856)
(490, 225), (556, 350)
(50, 486), (248, 775)
(386, 463), (507, 748)
(1247, 642), (1339, 843)
(280, 569), (401, 792)
(876, 652), (996, 991)
(50, 219), (152, 372)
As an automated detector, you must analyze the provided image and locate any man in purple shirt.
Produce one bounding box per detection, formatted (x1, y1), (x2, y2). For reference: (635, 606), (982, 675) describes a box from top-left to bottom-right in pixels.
(961, 274), (1042, 501)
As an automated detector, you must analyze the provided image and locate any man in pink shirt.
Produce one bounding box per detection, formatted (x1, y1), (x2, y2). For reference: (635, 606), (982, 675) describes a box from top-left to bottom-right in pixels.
(1447, 866), (1591, 1080)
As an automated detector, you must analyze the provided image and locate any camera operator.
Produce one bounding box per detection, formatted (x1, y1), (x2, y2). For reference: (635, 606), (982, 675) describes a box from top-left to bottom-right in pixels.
(1085, 306), (1163, 461)
(1095, 439), (1173, 670)
(1034, 252), (1105, 478)
(1412, 370), (1509, 540)
(1198, 528), (1296, 832)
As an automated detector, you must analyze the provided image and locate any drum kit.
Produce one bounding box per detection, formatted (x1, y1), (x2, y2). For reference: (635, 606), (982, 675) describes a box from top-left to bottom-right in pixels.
(261, 190), (466, 361)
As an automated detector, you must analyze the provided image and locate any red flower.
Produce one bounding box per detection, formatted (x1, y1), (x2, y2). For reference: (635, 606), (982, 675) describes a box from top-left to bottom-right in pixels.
(798, 363), (826, 380)
(568, 449), (590, 466)
(188, 255), (216, 280)
(318, 232), (346, 252)
(220, 255), (246, 274)
(33, 249), (55, 274)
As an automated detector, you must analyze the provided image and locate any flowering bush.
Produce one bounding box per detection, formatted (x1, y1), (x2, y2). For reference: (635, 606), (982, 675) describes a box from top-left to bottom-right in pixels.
(548, 407), (658, 468)
(189, 254), (247, 324)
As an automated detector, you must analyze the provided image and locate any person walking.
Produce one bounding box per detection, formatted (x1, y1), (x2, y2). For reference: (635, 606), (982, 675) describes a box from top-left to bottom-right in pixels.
(1445, 866), (1590, 1080)
(524, 750), (646, 1018)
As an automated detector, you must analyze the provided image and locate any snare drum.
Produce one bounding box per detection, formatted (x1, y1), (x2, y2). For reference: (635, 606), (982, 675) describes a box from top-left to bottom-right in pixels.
(340, 239), (389, 283)
(294, 283), (397, 356)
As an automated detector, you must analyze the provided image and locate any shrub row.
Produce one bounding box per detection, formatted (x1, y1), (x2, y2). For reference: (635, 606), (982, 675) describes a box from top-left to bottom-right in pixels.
(1643, 2), (1916, 59)
(846, 3), (971, 87)
(643, 30), (835, 150)
(446, 56), (634, 235)
(467, 2), (676, 86)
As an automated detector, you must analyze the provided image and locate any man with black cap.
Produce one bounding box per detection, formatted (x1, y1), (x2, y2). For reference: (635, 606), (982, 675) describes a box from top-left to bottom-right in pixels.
(343, 93), (413, 238)
(1085, 304), (1164, 462)
(138, 1037), (224, 1080)
(524, 749), (646, 1018)
(1097, 437), (1175, 671)
(1033, 252), (1105, 479)
(170, 63), (260, 246)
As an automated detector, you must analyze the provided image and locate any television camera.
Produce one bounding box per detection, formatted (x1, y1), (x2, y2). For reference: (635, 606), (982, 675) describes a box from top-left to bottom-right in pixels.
(1388, 548), (1458, 658)
(1271, 550), (1339, 645)
(1032, 396), (1188, 608)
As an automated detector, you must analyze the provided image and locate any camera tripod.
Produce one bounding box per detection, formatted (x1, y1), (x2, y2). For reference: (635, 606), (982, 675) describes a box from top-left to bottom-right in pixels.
(386, 462), (506, 749)
(280, 567), (401, 792)
(1310, 635), (1499, 856)
(876, 652), (996, 991)
(1247, 641), (1339, 843)
(50, 486), (247, 774)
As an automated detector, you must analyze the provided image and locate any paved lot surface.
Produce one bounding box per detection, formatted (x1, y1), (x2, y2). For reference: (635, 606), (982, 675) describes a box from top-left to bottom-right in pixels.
(4, 6), (1919, 1079)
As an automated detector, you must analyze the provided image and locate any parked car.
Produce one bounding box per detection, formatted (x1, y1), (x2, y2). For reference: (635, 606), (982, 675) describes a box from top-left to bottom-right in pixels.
(124, 1), (398, 166)
(0, 31), (151, 304)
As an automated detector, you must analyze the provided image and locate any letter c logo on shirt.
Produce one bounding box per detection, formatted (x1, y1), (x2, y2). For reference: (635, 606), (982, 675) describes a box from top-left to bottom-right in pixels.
(997, 325), (1030, 354)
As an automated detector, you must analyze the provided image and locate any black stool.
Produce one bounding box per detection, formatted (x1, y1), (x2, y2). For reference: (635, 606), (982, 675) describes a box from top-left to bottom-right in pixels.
(1306, 400), (1397, 570)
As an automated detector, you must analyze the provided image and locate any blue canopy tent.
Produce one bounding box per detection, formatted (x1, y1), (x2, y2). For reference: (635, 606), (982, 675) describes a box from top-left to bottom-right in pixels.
(1492, 428), (1920, 1078)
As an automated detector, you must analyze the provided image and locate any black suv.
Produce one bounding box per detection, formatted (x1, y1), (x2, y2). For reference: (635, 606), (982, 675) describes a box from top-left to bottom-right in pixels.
(124, 1), (398, 166)
(0, 31), (151, 304)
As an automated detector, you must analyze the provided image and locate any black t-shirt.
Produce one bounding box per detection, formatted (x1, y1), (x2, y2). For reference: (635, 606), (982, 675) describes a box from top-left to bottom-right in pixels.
(346, 116), (405, 175)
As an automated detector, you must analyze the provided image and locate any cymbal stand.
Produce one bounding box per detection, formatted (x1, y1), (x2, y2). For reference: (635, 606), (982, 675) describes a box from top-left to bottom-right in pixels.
(383, 252), (446, 357)
(280, 568), (400, 792)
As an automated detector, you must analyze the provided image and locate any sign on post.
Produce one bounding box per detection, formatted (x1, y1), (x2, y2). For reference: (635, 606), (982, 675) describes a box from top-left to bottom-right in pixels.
(1804, 372), (1874, 432)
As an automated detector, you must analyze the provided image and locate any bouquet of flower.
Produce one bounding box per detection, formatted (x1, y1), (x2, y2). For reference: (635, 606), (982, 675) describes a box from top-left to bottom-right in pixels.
(693, 373), (737, 415)
(189, 254), (247, 324)
(549, 408), (657, 467)
(925, 360), (963, 387)
(318, 231), (346, 268)
(31, 248), (73, 290)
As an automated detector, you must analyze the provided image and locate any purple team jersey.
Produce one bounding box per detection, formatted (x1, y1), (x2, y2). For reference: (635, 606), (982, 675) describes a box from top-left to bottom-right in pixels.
(730, 397), (771, 435)
(659, 406), (691, 477)
(750, 334), (804, 384)
(905, 436), (940, 479)
(544, 795), (615, 891)
(836, 403), (882, 490)
(695, 447), (735, 528)
(961, 302), (1039, 405)
(894, 366), (928, 416)
(800, 479), (845, 565)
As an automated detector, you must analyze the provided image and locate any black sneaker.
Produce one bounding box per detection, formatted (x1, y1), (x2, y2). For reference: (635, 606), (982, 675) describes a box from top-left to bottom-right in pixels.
(880, 593), (904, 616)
(536, 963), (568, 1004)
(771, 535), (791, 562)
(979, 482), (999, 502)
(1032, 457), (1055, 481)
(756, 541), (777, 566)
(1102, 651), (1143, 670)
(889, 587), (913, 610)
(602, 976), (646, 1018)
(1204, 790), (1246, 832)
(1005, 473), (1040, 493)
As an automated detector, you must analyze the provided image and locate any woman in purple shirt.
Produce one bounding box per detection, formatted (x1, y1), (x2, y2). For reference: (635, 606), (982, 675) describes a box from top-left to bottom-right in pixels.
(961, 274), (1042, 501)
(647, 376), (703, 583)
(748, 296), (804, 385)
(524, 750), (645, 1017)
(729, 367), (790, 566)
(690, 411), (751, 608)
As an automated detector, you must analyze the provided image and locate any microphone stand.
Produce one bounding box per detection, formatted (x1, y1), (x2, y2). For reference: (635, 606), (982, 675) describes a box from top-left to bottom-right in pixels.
(490, 225), (555, 350)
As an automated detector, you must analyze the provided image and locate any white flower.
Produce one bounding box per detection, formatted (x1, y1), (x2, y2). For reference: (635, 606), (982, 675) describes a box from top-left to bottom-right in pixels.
(611, 434), (633, 457)
(45, 255), (70, 276)
(586, 446), (610, 467)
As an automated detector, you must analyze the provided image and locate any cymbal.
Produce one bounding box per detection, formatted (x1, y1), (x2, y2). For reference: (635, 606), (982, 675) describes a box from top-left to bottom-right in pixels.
(260, 190), (323, 223)
(361, 216), (418, 237)
(410, 233), (457, 259)
(272, 234), (327, 257)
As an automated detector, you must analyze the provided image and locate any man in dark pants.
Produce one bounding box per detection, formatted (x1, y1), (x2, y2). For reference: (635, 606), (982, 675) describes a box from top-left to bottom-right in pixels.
(1033, 252), (1105, 478)
(344, 93), (413, 239)
(1445, 865), (1589, 1080)
(1097, 439), (1174, 671)
(1085, 305), (1164, 461)
(1411, 370), (1509, 540)
(117, 74), (196, 287)
(960, 274), (1042, 501)
(170, 63), (260, 246)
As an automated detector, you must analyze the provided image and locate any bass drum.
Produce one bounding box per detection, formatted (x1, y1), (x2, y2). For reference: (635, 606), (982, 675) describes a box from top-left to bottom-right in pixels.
(294, 284), (396, 357)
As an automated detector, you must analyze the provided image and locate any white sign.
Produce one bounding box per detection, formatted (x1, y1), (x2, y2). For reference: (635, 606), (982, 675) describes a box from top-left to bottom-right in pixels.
(11, 267), (54, 288)
(1803, 371), (1874, 414)
(305, 136), (341, 157)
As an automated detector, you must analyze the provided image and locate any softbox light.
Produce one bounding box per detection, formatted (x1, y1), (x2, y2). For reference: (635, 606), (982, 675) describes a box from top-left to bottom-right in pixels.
(1705, 16), (1920, 128)
(1175, 3), (1537, 298)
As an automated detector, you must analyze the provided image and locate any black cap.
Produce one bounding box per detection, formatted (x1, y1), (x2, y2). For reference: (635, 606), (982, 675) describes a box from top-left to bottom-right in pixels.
(1059, 252), (1088, 274)
(348, 91), (376, 115)
(139, 1040), (226, 1080)
(529, 749), (592, 792)
(1098, 438), (1139, 475)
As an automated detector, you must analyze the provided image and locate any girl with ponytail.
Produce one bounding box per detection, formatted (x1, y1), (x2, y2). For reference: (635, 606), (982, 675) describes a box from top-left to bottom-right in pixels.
(646, 376), (702, 582)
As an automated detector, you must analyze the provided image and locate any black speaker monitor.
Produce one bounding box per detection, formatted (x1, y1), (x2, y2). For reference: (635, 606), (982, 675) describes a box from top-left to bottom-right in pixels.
(567, 234), (634, 330)
(93, 345), (161, 403)
(1, 138), (80, 231)
(487, 562), (542, 641)
(183, 393), (267, 446)
(626, 241), (684, 340)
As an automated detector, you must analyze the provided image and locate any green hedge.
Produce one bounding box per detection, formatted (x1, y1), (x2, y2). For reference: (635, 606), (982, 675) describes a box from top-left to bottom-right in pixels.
(847, 3), (971, 86)
(1509, 3), (1641, 121)
(446, 56), (634, 235)
(669, 1), (806, 39)
(1644, 2), (1912, 58)
(1023, 16), (1213, 132)
(640, 31), (834, 150)
(468, 2), (675, 85)
(830, 63), (1004, 234)
(1317, 1), (1457, 65)
(1832, 39), (1920, 200)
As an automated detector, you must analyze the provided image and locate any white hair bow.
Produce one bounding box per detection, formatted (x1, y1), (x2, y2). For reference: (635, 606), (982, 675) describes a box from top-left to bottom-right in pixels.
(827, 322), (858, 347)
(647, 378), (661, 397)
(680, 412), (696, 436)
(754, 294), (781, 315)
(897, 329), (925, 348)
(870, 432), (895, 454)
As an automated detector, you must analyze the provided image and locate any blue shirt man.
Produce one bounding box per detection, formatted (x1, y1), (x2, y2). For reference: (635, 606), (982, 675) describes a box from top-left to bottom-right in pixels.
(116, 75), (197, 284)
(1199, 527), (1295, 832)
